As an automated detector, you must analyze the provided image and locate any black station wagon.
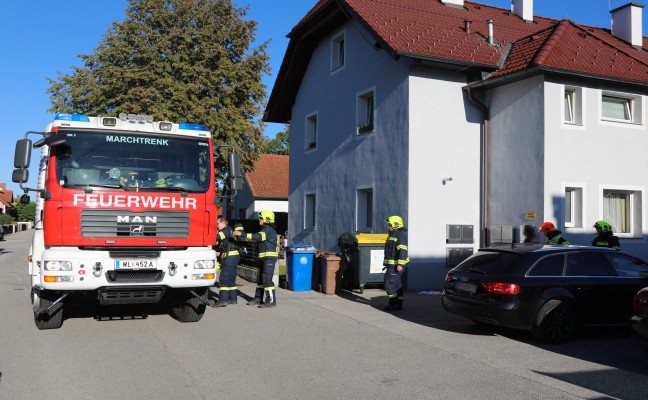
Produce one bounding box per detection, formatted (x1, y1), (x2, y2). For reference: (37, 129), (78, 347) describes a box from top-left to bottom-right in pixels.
(442, 244), (648, 343)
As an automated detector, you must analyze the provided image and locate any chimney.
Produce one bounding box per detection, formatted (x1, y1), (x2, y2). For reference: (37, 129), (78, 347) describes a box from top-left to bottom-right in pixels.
(488, 19), (495, 45)
(441, 0), (464, 8)
(611, 2), (644, 48)
(511, 0), (534, 22)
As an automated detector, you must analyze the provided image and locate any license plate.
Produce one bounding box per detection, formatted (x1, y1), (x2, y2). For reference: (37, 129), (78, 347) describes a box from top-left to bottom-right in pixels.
(455, 281), (477, 294)
(115, 259), (157, 269)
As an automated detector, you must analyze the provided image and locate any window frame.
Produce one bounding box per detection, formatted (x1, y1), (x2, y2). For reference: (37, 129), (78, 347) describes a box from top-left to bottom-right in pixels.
(304, 112), (318, 152)
(356, 87), (376, 135)
(600, 186), (644, 239)
(304, 193), (316, 230)
(330, 30), (346, 73)
(600, 91), (643, 125)
(564, 186), (584, 228)
(355, 186), (374, 232)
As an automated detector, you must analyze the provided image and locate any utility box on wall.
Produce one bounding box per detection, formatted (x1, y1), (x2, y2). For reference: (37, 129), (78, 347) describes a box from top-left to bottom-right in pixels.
(446, 224), (474, 244)
(488, 224), (515, 245)
(446, 247), (474, 268)
(446, 225), (474, 268)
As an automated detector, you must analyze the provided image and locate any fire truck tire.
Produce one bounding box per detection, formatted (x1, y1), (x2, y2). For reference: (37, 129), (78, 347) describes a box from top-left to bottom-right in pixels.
(34, 291), (64, 330)
(171, 288), (207, 323)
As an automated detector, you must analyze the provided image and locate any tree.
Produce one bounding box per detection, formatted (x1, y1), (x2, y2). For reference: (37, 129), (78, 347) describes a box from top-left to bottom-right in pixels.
(260, 125), (289, 155)
(47, 0), (270, 180)
(12, 201), (35, 222)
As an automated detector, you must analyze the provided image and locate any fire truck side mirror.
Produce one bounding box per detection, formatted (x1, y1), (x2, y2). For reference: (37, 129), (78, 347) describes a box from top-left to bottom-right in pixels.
(229, 177), (243, 192)
(12, 168), (29, 184)
(14, 139), (32, 168)
(228, 152), (242, 178)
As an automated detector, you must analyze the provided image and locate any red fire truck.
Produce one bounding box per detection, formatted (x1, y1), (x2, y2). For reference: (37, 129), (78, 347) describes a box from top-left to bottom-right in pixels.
(12, 113), (240, 329)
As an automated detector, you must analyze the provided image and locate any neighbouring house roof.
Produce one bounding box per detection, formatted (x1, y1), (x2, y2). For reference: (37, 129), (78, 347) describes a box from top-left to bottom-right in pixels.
(245, 154), (289, 199)
(0, 184), (13, 210)
(265, 0), (648, 122)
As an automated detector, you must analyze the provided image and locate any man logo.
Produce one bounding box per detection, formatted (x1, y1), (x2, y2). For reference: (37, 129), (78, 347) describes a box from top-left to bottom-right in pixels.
(117, 216), (158, 224)
(131, 226), (144, 234)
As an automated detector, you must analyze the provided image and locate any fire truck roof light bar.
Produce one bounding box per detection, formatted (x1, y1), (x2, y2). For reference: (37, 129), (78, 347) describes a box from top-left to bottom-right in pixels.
(54, 113), (90, 122)
(179, 123), (209, 132)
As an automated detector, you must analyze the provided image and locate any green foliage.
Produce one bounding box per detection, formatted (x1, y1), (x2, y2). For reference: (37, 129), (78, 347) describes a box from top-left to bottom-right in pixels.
(13, 201), (36, 222)
(260, 125), (289, 155)
(0, 214), (14, 225)
(47, 0), (270, 180)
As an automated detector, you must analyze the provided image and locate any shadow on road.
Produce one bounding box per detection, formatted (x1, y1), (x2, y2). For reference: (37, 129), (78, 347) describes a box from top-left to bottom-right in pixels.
(333, 287), (648, 400)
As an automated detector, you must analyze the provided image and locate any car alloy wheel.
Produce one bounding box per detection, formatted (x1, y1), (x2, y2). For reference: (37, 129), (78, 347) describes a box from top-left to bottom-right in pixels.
(531, 300), (577, 344)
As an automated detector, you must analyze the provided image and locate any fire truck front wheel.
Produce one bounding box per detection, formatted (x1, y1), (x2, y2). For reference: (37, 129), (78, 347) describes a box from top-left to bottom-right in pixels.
(34, 290), (64, 330)
(170, 288), (207, 323)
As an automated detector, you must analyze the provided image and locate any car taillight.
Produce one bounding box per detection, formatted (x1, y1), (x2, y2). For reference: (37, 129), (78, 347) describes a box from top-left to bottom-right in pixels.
(634, 291), (648, 315)
(480, 281), (520, 295)
(445, 273), (453, 283)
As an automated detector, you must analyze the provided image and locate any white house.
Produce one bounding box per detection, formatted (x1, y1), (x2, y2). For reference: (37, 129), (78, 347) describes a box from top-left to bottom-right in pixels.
(264, 0), (648, 290)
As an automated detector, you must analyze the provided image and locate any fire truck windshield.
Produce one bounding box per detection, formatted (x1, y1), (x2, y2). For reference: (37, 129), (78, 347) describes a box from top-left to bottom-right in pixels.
(55, 130), (211, 192)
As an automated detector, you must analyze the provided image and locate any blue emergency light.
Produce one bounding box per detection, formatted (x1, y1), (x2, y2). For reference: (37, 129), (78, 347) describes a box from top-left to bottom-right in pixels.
(54, 113), (90, 122)
(179, 123), (209, 132)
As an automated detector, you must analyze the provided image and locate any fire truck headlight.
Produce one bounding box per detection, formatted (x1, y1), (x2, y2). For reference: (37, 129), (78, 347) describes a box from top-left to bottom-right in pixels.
(44, 261), (73, 271)
(194, 260), (215, 269)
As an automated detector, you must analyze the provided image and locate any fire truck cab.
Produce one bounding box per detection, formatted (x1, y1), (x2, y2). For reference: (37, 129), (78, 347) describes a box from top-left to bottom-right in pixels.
(13, 113), (240, 329)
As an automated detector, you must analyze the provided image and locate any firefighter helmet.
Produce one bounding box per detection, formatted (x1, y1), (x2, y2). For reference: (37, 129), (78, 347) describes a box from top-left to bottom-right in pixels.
(258, 210), (275, 223)
(539, 221), (556, 234)
(234, 223), (244, 231)
(593, 220), (611, 233)
(385, 215), (404, 228)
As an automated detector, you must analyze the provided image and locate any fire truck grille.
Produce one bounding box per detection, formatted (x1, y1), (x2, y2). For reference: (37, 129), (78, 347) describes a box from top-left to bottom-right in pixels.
(81, 210), (189, 238)
(109, 250), (161, 259)
(106, 270), (164, 283)
(99, 286), (166, 305)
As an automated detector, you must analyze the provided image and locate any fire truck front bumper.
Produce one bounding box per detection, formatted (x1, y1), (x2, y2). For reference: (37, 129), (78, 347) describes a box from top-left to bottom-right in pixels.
(37, 247), (217, 291)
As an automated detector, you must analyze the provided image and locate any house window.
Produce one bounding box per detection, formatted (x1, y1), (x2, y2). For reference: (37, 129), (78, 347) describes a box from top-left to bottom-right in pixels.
(563, 87), (583, 125)
(305, 113), (317, 150)
(601, 92), (642, 124)
(564, 187), (583, 228)
(603, 188), (642, 237)
(357, 89), (375, 135)
(305, 193), (316, 230)
(356, 188), (373, 231)
(331, 31), (345, 72)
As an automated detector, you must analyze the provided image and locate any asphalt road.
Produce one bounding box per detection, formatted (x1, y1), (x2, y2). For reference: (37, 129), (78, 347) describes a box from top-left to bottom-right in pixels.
(0, 229), (647, 400)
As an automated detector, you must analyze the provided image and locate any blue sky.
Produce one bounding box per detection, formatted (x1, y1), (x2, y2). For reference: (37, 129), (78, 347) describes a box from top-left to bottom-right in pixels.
(1, 0), (645, 195)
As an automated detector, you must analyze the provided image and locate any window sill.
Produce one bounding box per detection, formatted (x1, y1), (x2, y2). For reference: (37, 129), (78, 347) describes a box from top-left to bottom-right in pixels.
(600, 118), (642, 125)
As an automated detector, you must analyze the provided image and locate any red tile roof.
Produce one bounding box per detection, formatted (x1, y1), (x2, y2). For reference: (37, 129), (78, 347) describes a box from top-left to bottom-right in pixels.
(266, 0), (648, 122)
(492, 19), (648, 81)
(245, 154), (289, 199)
(0, 183), (13, 209)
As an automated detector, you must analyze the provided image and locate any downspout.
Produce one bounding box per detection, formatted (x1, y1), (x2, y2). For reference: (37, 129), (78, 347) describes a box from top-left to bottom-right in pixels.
(465, 85), (489, 248)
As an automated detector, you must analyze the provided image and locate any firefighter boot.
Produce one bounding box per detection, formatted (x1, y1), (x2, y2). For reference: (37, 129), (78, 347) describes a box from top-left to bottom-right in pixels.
(229, 289), (238, 305)
(383, 296), (399, 311)
(396, 298), (403, 310)
(247, 287), (263, 305)
(212, 290), (228, 308)
(258, 289), (276, 308)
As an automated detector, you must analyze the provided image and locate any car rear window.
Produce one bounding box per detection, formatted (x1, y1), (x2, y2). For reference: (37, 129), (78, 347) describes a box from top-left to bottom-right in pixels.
(452, 251), (523, 275)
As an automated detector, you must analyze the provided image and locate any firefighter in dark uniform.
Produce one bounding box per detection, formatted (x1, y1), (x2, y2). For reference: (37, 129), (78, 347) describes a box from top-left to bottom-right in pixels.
(592, 220), (621, 250)
(539, 221), (570, 245)
(234, 210), (279, 308)
(212, 217), (240, 307)
(383, 215), (409, 311)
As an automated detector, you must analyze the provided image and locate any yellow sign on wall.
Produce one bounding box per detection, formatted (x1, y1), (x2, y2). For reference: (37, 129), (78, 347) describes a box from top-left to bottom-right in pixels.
(525, 211), (537, 220)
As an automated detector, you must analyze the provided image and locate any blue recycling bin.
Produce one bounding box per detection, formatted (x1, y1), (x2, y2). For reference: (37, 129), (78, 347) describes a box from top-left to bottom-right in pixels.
(285, 244), (317, 292)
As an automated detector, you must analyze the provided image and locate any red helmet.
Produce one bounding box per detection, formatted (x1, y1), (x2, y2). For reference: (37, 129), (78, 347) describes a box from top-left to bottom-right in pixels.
(539, 222), (556, 234)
